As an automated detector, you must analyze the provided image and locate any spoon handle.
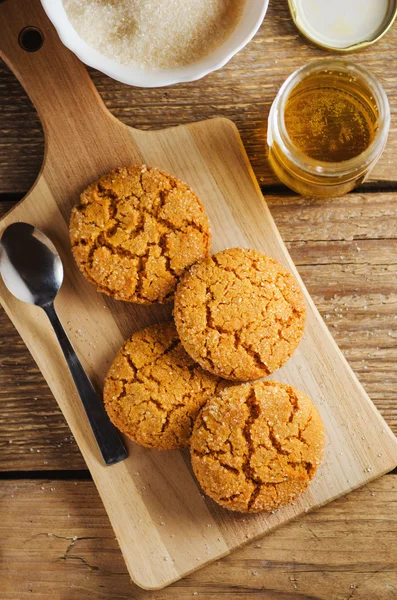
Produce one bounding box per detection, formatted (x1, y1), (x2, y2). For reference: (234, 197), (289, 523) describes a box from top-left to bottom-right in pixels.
(43, 303), (128, 466)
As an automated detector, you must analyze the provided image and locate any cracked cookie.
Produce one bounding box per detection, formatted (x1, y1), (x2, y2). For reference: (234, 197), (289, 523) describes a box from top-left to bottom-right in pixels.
(191, 380), (325, 513)
(103, 321), (226, 450)
(174, 248), (306, 381)
(70, 165), (211, 304)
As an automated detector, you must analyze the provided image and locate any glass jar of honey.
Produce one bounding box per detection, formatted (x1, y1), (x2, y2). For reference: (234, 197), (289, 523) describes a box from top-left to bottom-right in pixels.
(267, 59), (390, 198)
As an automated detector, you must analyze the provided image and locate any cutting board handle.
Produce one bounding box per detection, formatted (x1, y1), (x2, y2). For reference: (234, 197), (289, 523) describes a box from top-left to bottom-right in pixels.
(1, 0), (130, 171)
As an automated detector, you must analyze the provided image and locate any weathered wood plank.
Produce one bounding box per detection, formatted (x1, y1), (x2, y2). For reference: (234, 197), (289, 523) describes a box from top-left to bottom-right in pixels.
(2, 2), (397, 193)
(0, 191), (396, 471)
(1, 476), (396, 599)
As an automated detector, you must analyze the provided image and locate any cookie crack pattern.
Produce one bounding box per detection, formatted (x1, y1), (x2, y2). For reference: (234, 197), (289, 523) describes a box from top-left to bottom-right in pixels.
(70, 165), (210, 303)
(202, 337), (218, 373)
(174, 248), (306, 380)
(239, 341), (270, 376)
(265, 389), (316, 476)
(211, 254), (247, 283)
(103, 323), (224, 450)
(192, 449), (239, 475)
(122, 337), (180, 373)
(241, 389), (263, 511)
(158, 233), (180, 280)
(219, 493), (242, 502)
(298, 415), (313, 441)
(190, 381), (325, 513)
(266, 422), (290, 457)
(288, 388), (300, 423)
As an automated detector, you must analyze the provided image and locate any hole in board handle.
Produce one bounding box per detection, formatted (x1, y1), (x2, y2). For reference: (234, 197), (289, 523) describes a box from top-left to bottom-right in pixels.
(19, 27), (44, 52)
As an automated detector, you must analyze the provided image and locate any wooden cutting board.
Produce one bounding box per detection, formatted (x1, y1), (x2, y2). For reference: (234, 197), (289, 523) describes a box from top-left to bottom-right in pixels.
(2, 0), (397, 590)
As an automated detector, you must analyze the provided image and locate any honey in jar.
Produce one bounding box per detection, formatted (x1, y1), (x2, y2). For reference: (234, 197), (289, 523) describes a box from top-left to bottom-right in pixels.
(267, 60), (390, 198)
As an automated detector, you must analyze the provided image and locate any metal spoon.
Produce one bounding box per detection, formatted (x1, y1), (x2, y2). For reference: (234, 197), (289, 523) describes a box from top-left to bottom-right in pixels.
(0, 222), (128, 466)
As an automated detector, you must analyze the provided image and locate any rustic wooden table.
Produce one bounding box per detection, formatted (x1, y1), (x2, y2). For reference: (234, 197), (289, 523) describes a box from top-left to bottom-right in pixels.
(1, 3), (397, 599)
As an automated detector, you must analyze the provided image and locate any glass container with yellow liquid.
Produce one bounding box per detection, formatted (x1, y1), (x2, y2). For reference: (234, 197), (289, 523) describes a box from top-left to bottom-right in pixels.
(267, 60), (390, 197)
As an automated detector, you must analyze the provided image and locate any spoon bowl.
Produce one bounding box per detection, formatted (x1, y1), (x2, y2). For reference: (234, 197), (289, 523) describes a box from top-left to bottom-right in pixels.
(0, 222), (63, 306)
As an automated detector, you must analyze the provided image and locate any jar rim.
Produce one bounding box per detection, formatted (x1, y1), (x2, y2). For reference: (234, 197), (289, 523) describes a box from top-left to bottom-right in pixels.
(269, 59), (391, 178)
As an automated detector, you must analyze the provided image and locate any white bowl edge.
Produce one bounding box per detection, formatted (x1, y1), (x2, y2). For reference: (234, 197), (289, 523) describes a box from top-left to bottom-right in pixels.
(40, 0), (269, 88)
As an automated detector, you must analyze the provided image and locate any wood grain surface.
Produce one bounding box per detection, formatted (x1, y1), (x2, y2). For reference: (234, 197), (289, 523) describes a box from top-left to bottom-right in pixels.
(1, 0), (397, 597)
(1, 476), (397, 600)
(2, 1), (397, 193)
(2, 0), (397, 589)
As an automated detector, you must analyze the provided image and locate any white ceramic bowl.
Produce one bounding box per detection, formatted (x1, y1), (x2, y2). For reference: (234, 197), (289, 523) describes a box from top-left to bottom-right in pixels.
(41, 0), (269, 87)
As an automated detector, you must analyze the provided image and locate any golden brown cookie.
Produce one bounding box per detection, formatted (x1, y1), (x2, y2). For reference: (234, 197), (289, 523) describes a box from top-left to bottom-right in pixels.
(103, 322), (225, 450)
(70, 165), (211, 304)
(191, 381), (325, 513)
(174, 248), (306, 381)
